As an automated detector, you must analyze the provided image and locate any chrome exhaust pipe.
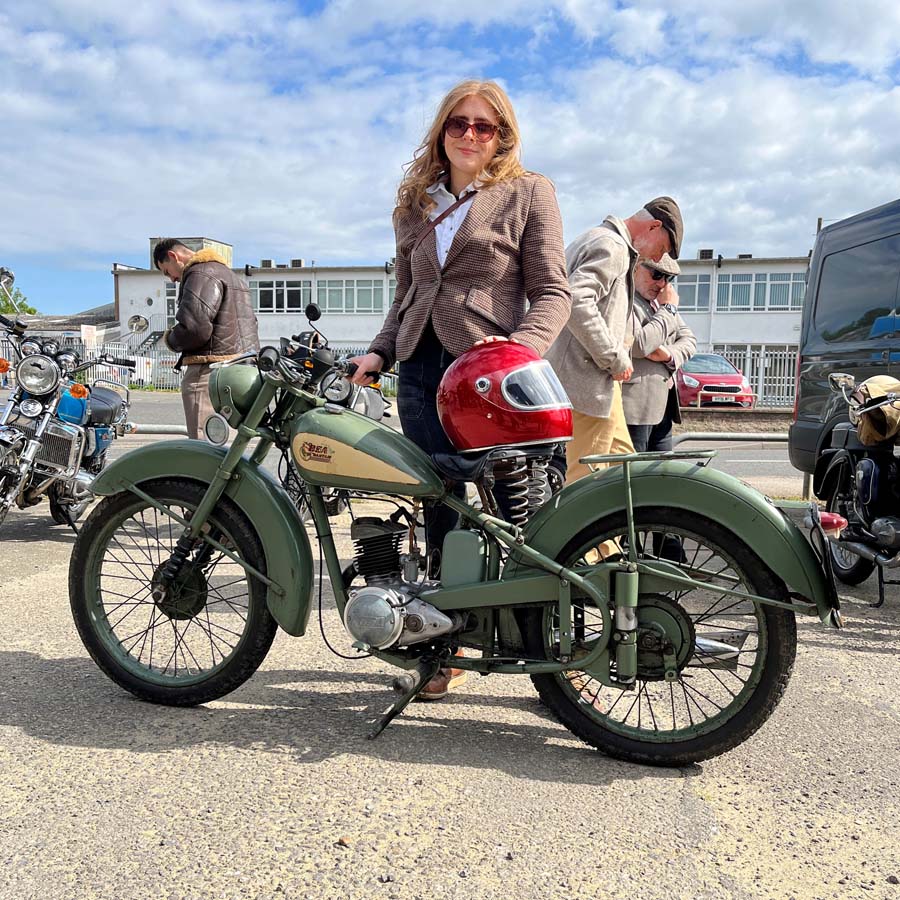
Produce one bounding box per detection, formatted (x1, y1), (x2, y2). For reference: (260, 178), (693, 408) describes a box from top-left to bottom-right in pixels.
(830, 539), (900, 568)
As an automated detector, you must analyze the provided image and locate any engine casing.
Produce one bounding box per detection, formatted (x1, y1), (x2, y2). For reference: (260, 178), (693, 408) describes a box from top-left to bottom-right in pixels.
(343, 583), (456, 649)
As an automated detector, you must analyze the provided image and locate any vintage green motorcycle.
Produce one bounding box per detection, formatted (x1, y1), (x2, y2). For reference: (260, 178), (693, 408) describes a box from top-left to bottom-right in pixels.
(69, 318), (842, 766)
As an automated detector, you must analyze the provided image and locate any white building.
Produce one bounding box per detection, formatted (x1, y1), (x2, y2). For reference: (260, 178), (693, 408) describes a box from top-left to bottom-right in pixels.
(113, 238), (396, 355)
(113, 239), (809, 405)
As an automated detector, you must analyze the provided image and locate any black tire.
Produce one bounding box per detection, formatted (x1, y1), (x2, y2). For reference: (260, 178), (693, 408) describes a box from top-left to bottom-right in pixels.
(524, 508), (797, 766)
(49, 483), (91, 526)
(825, 484), (875, 585)
(70, 477), (277, 706)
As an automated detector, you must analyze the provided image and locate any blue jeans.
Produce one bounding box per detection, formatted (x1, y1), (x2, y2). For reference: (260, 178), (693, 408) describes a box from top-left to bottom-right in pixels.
(397, 324), (467, 565)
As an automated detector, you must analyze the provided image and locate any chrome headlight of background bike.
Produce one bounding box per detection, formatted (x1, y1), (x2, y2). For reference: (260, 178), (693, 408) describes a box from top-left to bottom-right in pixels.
(16, 354), (61, 395)
(321, 372), (352, 403)
(20, 338), (42, 356)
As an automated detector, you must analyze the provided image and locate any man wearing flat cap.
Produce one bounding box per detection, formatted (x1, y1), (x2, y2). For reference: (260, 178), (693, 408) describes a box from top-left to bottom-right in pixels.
(545, 196), (684, 483)
(622, 253), (696, 453)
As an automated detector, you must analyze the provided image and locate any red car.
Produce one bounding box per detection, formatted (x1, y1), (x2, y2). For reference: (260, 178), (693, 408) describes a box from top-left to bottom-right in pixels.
(676, 353), (755, 408)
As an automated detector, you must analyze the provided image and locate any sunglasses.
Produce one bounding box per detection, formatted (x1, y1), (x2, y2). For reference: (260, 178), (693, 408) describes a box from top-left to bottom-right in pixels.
(642, 263), (676, 284)
(444, 116), (499, 142)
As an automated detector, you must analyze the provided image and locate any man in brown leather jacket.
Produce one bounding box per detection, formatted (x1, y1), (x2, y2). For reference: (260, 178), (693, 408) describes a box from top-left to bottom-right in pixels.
(154, 239), (259, 439)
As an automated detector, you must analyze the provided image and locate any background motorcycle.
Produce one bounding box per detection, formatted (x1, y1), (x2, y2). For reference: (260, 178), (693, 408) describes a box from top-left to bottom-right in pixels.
(69, 304), (840, 767)
(815, 372), (900, 605)
(0, 268), (136, 528)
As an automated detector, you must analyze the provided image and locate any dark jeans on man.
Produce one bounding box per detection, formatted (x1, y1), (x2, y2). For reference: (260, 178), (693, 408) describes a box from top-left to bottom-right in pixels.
(626, 414), (684, 561)
(627, 416), (674, 453)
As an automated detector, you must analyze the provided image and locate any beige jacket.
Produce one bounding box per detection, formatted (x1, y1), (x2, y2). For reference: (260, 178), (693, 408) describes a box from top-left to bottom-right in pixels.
(622, 293), (697, 426)
(368, 173), (571, 367)
(544, 217), (636, 418)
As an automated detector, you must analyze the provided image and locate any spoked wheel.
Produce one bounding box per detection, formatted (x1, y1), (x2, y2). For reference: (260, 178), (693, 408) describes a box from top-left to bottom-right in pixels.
(525, 508), (797, 766)
(70, 478), (277, 705)
(825, 485), (875, 585)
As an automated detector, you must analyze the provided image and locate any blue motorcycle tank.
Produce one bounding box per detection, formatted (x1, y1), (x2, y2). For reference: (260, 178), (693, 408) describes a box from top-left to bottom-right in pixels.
(58, 388), (89, 425)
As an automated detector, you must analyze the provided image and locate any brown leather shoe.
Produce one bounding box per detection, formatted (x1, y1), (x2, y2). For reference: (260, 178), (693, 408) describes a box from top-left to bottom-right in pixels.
(416, 651), (467, 701)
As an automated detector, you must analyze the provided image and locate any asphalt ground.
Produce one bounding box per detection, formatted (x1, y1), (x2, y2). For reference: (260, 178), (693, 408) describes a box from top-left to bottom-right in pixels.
(2, 390), (900, 899)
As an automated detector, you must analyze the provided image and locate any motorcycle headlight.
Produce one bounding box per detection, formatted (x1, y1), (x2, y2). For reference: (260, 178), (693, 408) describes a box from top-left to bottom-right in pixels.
(682, 374), (700, 388)
(56, 350), (79, 372)
(321, 372), (352, 403)
(41, 339), (60, 357)
(20, 338), (42, 356)
(16, 354), (61, 395)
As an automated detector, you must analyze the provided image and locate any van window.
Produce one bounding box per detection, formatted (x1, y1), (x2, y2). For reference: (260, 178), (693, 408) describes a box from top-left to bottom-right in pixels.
(814, 234), (900, 343)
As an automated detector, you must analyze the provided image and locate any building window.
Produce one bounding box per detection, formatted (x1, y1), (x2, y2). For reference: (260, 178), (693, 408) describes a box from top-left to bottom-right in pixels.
(673, 274), (710, 311)
(251, 279), (313, 313)
(315, 279), (385, 314)
(715, 272), (806, 311)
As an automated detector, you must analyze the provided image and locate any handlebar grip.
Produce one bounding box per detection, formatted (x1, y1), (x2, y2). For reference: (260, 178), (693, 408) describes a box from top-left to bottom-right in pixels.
(0, 313), (14, 329)
(258, 345), (281, 373)
(111, 357), (136, 370)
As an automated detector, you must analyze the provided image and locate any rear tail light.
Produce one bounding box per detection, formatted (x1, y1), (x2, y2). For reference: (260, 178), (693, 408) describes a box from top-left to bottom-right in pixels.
(819, 511), (847, 540)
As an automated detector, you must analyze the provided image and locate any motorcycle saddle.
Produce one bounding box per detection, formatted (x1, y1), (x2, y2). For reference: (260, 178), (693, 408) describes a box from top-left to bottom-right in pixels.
(430, 447), (529, 484)
(87, 386), (125, 426)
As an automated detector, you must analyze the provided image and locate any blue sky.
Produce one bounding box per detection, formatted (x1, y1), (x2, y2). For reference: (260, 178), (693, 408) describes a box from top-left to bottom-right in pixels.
(2, 0), (899, 314)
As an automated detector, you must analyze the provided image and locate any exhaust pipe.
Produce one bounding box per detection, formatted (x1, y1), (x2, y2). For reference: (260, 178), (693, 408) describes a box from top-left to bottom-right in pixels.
(831, 539), (900, 568)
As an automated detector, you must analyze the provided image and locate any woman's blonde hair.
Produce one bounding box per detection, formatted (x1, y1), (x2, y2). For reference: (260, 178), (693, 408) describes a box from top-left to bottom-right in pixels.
(396, 79), (526, 217)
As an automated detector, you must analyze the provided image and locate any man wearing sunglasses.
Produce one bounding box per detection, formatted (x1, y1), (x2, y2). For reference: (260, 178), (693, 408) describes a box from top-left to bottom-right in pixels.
(622, 253), (696, 453)
(545, 196), (683, 483)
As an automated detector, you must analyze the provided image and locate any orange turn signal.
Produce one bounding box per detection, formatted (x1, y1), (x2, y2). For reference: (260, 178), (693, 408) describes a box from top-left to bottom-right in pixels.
(0, 358), (9, 374)
(68, 383), (89, 399)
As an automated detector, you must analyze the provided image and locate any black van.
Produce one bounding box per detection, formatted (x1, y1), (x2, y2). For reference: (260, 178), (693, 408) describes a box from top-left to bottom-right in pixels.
(788, 198), (900, 475)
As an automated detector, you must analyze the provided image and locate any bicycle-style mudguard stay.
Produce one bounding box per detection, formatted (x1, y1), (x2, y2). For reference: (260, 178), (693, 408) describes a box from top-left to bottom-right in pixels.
(88, 440), (314, 636)
(502, 457), (840, 625)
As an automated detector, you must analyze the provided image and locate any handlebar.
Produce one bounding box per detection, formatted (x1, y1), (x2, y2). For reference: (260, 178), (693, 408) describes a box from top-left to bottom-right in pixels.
(109, 356), (136, 370)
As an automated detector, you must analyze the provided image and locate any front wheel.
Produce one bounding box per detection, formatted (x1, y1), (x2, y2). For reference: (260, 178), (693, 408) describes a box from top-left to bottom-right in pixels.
(70, 477), (277, 705)
(524, 508), (797, 766)
(49, 480), (92, 525)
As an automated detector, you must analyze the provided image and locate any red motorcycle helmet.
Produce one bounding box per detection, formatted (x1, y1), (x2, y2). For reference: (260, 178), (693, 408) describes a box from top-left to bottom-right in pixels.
(436, 341), (573, 453)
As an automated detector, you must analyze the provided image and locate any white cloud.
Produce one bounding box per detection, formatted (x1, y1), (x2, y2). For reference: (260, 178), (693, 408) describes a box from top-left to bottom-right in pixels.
(0, 0), (899, 307)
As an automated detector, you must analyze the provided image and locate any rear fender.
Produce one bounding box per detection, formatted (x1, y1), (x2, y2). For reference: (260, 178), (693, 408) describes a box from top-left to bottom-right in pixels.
(502, 459), (837, 624)
(90, 440), (313, 636)
(813, 449), (851, 500)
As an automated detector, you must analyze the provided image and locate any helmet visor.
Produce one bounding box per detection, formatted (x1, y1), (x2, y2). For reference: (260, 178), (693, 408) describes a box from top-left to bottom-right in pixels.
(501, 360), (572, 410)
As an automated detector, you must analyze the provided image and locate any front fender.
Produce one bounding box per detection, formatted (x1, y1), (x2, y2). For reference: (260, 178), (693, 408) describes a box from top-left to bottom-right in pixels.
(504, 459), (837, 624)
(90, 440), (313, 636)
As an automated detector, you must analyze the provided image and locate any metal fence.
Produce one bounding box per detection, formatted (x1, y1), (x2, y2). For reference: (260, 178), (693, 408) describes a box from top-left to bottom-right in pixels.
(712, 343), (798, 408)
(1, 335), (795, 406)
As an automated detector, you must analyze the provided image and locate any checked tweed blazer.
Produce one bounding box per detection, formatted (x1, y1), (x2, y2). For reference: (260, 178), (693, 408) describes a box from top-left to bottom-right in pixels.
(368, 173), (571, 368)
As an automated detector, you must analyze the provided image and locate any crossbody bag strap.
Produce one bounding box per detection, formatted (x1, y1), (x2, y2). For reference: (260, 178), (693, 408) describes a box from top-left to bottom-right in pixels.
(412, 191), (478, 254)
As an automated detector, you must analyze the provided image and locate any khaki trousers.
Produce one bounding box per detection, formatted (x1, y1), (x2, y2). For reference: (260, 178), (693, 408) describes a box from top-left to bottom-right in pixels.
(180, 364), (215, 440)
(564, 382), (635, 484)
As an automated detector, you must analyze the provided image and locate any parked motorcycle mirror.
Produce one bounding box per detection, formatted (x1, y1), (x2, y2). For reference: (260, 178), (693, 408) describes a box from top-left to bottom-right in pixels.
(305, 303), (322, 322)
(128, 314), (150, 334)
(828, 372), (856, 394)
(0, 267), (21, 313)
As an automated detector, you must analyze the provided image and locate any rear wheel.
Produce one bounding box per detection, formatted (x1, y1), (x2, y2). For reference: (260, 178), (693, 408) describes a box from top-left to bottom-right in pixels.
(525, 508), (797, 766)
(825, 483), (875, 585)
(70, 478), (277, 705)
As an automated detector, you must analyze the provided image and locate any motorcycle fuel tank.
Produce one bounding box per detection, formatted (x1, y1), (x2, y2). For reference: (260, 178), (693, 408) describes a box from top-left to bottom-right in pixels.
(57, 389), (88, 425)
(290, 406), (445, 499)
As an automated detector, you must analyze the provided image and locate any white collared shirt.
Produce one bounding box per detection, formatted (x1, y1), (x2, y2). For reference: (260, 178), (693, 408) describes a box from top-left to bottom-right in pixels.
(425, 178), (478, 268)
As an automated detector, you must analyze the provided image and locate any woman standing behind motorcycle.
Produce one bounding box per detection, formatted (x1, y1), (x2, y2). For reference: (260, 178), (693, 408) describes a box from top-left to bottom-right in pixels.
(350, 79), (571, 697)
